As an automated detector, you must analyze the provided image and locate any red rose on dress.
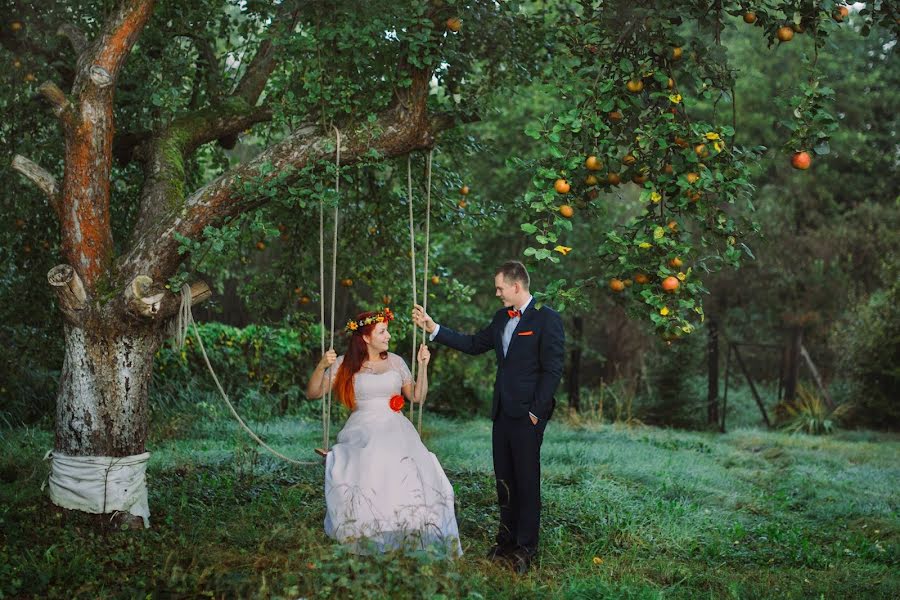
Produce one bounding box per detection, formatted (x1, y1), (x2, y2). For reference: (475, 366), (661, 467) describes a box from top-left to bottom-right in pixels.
(389, 394), (405, 412)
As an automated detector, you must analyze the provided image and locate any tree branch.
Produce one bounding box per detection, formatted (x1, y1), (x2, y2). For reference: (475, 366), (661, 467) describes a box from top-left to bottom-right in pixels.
(124, 102), (273, 245)
(233, 3), (301, 105)
(57, 23), (88, 55)
(117, 69), (449, 286)
(117, 4), (457, 301)
(112, 101), (273, 166)
(73, 0), (156, 97)
(11, 154), (61, 215)
(58, 0), (156, 290)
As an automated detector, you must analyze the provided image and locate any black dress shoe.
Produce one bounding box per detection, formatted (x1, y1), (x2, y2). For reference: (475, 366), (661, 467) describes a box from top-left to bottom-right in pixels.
(509, 547), (535, 575)
(486, 542), (516, 562)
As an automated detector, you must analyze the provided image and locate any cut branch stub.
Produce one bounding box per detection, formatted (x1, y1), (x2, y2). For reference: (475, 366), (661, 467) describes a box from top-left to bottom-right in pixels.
(89, 65), (113, 88)
(47, 264), (88, 317)
(189, 281), (212, 306)
(126, 275), (164, 316)
(124, 278), (211, 320)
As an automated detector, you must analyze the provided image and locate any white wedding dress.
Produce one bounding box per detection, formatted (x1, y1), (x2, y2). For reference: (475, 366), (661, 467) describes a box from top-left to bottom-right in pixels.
(323, 353), (462, 556)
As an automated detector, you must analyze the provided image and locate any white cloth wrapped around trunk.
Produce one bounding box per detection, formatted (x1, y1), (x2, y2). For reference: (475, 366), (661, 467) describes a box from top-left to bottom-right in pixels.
(44, 451), (151, 528)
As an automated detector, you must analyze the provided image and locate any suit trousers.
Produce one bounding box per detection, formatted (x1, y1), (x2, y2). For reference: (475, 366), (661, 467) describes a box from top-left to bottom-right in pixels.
(492, 409), (547, 554)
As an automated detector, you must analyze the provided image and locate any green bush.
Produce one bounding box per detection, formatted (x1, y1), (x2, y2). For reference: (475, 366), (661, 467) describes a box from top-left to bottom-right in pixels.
(833, 277), (900, 429)
(0, 321), (321, 428)
(153, 322), (317, 414)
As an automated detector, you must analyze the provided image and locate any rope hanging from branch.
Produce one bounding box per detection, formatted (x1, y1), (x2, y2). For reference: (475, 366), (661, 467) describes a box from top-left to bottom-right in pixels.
(411, 149), (434, 434)
(165, 127), (347, 467)
(319, 126), (342, 454)
(407, 155), (418, 422)
(174, 285), (319, 466)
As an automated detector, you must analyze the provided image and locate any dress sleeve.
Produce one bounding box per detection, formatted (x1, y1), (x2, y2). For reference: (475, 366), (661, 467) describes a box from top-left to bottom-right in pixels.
(391, 353), (414, 386)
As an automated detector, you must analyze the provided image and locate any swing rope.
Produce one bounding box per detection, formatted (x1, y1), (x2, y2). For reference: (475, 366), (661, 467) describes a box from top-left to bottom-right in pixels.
(407, 154), (418, 422)
(167, 127), (341, 466)
(320, 126), (341, 453)
(172, 132), (429, 464)
(175, 285), (319, 466)
(417, 150), (434, 434)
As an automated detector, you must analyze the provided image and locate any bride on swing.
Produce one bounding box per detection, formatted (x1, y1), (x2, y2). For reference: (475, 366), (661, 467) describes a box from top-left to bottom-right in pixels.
(305, 307), (462, 556)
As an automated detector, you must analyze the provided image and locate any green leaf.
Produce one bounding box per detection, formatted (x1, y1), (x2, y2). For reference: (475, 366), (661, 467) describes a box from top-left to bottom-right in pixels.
(524, 122), (542, 140)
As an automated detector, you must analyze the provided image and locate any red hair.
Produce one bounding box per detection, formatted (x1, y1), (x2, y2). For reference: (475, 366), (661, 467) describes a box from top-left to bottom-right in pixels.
(333, 312), (388, 411)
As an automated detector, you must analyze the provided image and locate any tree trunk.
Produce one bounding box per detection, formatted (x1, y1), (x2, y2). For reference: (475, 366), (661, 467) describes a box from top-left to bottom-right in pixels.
(782, 326), (803, 402)
(47, 317), (162, 528)
(707, 318), (719, 426)
(567, 316), (583, 412)
(55, 324), (161, 456)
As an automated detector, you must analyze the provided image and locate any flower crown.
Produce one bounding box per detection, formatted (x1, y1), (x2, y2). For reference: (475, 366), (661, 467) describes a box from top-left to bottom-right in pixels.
(345, 307), (394, 333)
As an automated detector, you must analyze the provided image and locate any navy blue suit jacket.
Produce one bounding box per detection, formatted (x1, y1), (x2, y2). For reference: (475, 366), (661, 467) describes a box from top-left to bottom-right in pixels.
(434, 298), (565, 421)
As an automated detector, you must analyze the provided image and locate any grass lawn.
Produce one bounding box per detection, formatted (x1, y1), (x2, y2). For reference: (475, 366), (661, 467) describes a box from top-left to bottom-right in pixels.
(1, 407), (897, 599)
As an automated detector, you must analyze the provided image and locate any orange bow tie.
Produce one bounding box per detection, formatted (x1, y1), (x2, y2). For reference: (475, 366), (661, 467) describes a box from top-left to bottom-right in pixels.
(507, 309), (522, 318)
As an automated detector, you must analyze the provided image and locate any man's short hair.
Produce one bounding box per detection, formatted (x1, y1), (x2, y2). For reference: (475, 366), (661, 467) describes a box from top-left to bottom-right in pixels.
(496, 260), (530, 289)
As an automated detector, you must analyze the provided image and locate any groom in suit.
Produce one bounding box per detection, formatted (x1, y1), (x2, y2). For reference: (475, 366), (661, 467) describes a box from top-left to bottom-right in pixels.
(413, 260), (565, 573)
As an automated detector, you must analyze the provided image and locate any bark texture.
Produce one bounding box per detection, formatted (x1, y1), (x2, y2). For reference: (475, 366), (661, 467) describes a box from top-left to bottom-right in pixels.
(56, 324), (160, 456)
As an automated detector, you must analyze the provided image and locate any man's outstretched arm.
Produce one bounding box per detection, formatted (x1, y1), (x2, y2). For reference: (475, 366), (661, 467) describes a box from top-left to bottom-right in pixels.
(413, 304), (497, 356)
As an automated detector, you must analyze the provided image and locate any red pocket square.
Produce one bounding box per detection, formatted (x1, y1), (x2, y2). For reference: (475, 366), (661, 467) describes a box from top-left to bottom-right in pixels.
(517, 330), (535, 336)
